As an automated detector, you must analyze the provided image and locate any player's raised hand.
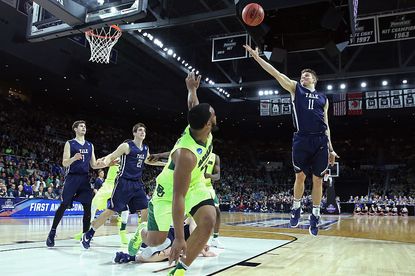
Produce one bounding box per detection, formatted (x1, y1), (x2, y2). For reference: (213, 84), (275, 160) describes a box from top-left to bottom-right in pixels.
(168, 238), (187, 265)
(329, 151), (340, 166)
(185, 71), (201, 91)
(243, 44), (260, 60)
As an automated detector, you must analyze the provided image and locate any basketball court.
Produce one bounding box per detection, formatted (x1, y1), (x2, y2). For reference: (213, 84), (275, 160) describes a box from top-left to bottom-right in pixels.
(1, 213), (414, 275)
(1, 0), (415, 275)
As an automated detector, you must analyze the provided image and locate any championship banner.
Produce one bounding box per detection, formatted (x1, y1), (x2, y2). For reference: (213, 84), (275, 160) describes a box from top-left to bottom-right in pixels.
(365, 91), (378, 110)
(349, 16), (377, 46)
(271, 98), (282, 116)
(281, 97), (292, 115)
(260, 100), (270, 116)
(0, 198), (84, 217)
(390, 90), (403, 109)
(377, 11), (415, 43)
(212, 34), (248, 62)
(347, 92), (363, 115)
(378, 90), (390, 109)
(404, 88), (415, 107)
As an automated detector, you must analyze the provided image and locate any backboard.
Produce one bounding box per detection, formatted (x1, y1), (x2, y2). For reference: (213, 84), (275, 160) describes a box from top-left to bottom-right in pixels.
(27, 0), (148, 42)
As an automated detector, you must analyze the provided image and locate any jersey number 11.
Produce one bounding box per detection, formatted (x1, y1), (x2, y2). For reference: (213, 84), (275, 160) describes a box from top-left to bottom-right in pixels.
(308, 99), (315, 110)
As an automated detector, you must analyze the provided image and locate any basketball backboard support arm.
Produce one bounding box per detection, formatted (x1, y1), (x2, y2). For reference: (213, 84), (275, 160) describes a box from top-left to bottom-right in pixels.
(27, 0), (148, 42)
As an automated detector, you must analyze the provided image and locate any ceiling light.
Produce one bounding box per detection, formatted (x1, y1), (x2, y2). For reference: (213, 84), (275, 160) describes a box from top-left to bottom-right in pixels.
(259, 91), (263, 96)
(167, 49), (173, 55)
(327, 84), (333, 90)
(382, 80), (388, 86)
(340, 83), (346, 89)
(402, 79), (408, 84)
(195, 70), (199, 74)
(360, 82), (367, 88)
(177, 56), (181, 61)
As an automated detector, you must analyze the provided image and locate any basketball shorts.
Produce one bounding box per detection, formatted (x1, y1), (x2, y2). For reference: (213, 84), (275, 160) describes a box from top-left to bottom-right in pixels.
(62, 174), (93, 207)
(109, 177), (148, 214)
(148, 183), (213, 231)
(91, 181), (115, 210)
(207, 187), (220, 207)
(292, 132), (329, 177)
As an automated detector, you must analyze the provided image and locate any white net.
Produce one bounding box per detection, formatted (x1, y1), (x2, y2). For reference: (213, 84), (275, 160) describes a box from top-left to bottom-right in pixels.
(85, 25), (122, 64)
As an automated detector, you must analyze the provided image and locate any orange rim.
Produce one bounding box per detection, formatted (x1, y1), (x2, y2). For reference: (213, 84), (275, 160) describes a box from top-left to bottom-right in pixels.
(85, 25), (122, 39)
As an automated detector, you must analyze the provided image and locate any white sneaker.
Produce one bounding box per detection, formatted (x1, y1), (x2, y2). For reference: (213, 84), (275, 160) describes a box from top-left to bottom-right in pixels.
(210, 238), (224, 248)
(141, 238), (171, 259)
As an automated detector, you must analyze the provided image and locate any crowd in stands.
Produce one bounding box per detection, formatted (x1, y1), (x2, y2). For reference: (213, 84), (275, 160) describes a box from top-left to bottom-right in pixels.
(1, 96), (415, 215)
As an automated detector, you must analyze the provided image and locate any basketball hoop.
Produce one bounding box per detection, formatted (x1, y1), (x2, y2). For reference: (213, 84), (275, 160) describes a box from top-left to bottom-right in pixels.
(85, 25), (122, 64)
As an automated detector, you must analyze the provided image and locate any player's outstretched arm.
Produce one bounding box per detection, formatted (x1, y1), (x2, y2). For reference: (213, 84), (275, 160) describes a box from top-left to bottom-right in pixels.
(144, 149), (167, 166)
(324, 101), (339, 165)
(243, 45), (296, 94)
(62, 141), (82, 167)
(186, 71), (201, 110)
(102, 143), (129, 167)
(169, 148), (196, 264)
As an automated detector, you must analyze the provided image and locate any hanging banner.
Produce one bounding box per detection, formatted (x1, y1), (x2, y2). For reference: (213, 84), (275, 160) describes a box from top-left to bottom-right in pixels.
(378, 90), (391, 109)
(260, 100), (271, 116)
(377, 11), (415, 43)
(365, 91), (378, 110)
(281, 97), (292, 115)
(390, 90), (403, 109)
(404, 89), (415, 107)
(271, 98), (282, 116)
(347, 92), (363, 115)
(333, 93), (347, 116)
(349, 16), (377, 46)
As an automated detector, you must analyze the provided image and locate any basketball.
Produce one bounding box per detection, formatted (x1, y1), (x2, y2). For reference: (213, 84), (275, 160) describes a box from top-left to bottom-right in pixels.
(242, 3), (265, 27)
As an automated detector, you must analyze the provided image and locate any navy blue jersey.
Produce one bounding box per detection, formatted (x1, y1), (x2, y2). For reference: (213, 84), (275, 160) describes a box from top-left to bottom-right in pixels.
(292, 83), (328, 134)
(67, 139), (93, 174)
(118, 141), (148, 180)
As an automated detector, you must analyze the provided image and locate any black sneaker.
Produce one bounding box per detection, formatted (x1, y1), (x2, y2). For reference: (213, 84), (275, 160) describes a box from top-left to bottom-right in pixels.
(46, 231), (56, 247)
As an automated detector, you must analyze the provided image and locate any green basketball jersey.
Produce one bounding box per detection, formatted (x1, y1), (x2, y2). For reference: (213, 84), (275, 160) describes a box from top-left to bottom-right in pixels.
(156, 125), (213, 196)
(105, 164), (119, 185)
(204, 153), (216, 188)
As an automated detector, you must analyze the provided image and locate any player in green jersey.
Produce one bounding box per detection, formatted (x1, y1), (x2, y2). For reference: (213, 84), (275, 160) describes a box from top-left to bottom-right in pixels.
(128, 72), (218, 275)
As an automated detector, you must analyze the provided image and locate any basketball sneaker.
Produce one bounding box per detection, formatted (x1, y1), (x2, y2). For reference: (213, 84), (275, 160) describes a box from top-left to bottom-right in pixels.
(210, 238), (224, 248)
(113, 252), (134, 263)
(119, 230), (128, 245)
(81, 231), (93, 249)
(46, 230), (56, 247)
(168, 266), (186, 275)
(140, 238), (171, 259)
(290, 208), (301, 228)
(128, 222), (147, 255)
(309, 214), (320, 236)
